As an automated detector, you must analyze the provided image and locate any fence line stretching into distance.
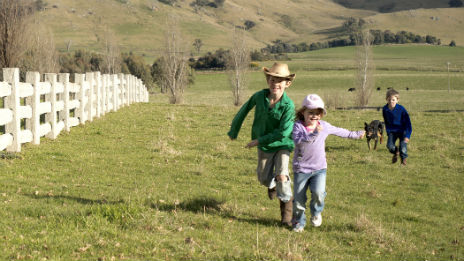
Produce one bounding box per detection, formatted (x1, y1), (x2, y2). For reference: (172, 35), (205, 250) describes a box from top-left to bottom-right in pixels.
(0, 68), (149, 153)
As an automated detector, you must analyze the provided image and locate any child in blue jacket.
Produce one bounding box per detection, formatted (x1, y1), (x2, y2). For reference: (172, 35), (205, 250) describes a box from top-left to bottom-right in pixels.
(382, 89), (412, 165)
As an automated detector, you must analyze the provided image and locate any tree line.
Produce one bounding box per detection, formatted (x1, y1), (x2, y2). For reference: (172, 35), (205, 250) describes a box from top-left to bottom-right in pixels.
(260, 30), (445, 55)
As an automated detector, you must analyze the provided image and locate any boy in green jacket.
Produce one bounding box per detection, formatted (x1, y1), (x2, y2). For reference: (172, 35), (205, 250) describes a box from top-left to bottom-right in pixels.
(228, 63), (295, 227)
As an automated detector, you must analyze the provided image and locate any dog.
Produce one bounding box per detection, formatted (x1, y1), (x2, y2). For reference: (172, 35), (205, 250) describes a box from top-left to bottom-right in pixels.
(364, 120), (384, 150)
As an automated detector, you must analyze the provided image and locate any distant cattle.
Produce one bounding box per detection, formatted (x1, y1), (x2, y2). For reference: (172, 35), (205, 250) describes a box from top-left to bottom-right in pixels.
(348, 88), (356, 92)
(376, 87), (381, 91)
(406, 87), (409, 91)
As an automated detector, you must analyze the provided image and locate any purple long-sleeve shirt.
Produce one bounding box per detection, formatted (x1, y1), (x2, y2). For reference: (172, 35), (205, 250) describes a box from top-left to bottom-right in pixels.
(292, 120), (364, 173)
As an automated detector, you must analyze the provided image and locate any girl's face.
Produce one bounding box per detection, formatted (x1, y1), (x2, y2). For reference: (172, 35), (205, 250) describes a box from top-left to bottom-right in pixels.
(303, 108), (323, 126)
(267, 76), (291, 97)
(387, 96), (399, 109)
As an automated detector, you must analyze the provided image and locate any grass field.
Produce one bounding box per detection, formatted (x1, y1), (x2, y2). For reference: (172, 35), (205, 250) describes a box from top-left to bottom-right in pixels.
(1, 45), (463, 260)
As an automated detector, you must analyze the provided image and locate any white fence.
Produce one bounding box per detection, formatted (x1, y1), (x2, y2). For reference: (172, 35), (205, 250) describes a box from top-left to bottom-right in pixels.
(0, 68), (149, 152)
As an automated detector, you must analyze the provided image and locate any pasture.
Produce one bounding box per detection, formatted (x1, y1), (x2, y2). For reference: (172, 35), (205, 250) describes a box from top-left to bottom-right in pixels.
(1, 45), (463, 260)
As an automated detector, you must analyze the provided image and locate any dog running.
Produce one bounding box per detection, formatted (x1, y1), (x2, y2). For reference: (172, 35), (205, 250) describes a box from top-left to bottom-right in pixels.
(364, 120), (384, 150)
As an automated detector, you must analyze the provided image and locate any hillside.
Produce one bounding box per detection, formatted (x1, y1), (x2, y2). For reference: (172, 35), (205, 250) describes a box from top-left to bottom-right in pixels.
(37, 0), (464, 61)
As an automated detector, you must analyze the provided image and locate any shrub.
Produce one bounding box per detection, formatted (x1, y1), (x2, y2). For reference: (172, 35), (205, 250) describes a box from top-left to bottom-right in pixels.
(191, 49), (228, 70)
(449, 0), (463, 7)
(158, 0), (176, 6)
(249, 62), (260, 68)
(244, 20), (256, 30)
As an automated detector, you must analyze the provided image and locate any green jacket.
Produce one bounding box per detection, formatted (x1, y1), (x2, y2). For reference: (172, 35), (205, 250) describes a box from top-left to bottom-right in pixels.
(228, 89), (295, 152)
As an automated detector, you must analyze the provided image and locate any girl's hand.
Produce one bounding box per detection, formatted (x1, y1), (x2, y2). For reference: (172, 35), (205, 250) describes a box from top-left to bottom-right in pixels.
(315, 125), (323, 133)
(404, 137), (410, 143)
(245, 139), (259, 148)
(359, 131), (365, 139)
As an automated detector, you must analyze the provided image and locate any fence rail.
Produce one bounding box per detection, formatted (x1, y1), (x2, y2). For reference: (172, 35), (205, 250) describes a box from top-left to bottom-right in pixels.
(0, 68), (149, 152)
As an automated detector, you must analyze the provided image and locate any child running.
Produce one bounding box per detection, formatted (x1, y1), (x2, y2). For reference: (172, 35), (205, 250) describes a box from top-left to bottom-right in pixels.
(228, 63), (295, 227)
(292, 94), (364, 231)
(382, 89), (412, 165)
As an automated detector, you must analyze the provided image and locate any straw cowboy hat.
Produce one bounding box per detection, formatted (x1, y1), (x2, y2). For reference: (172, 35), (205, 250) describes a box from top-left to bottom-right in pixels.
(263, 63), (296, 81)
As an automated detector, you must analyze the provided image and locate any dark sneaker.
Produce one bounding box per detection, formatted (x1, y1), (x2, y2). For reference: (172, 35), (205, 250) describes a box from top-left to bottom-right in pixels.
(267, 187), (277, 200)
(401, 158), (407, 165)
(392, 148), (399, 164)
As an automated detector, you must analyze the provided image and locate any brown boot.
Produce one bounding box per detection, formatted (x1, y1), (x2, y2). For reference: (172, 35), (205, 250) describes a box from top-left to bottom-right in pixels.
(392, 148), (399, 164)
(401, 158), (407, 165)
(280, 198), (293, 227)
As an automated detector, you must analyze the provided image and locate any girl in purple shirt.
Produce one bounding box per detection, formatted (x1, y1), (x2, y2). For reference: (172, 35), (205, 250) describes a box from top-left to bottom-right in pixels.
(291, 94), (364, 232)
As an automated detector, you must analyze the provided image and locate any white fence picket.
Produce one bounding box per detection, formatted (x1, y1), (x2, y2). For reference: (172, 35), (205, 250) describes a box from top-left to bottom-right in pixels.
(0, 68), (149, 152)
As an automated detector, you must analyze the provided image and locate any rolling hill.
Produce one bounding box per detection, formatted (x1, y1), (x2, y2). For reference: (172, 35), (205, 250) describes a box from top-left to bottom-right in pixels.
(36, 0), (464, 61)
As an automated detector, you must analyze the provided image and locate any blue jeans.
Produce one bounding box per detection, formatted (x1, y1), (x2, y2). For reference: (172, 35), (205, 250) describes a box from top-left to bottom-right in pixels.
(386, 132), (408, 159)
(292, 169), (327, 229)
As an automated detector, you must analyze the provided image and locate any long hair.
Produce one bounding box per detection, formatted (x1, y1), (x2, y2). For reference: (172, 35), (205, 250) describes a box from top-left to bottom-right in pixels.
(295, 107), (306, 122)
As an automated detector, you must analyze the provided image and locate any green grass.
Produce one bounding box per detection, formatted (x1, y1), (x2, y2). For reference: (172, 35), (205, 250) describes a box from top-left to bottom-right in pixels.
(1, 103), (462, 260)
(1, 45), (463, 260)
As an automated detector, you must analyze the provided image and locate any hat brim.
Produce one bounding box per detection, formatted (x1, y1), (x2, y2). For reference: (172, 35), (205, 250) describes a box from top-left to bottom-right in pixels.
(305, 106), (327, 115)
(263, 67), (295, 81)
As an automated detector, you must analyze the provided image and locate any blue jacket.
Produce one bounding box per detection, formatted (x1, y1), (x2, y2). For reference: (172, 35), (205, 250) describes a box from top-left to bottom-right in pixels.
(382, 104), (412, 139)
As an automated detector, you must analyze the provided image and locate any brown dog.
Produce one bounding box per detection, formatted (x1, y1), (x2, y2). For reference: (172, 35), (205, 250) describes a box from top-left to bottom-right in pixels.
(364, 120), (384, 150)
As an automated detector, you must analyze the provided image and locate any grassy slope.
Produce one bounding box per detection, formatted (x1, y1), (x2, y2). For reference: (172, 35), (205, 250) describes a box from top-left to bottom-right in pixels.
(367, 8), (464, 46)
(0, 98), (462, 260)
(1, 45), (463, 260)
(38, 0), (464, 62)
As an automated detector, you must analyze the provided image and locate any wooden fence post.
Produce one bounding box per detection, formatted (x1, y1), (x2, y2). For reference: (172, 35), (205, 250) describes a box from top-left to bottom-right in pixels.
(45, 73), (58, 139)
(75, 74), (87, 124)
(0, 76), (13, 151)
(3, 68), (21, 152)
(26, 72), (41, 145)
(95, 71), (101, 118)
(126, 75), (131, 105)
(101, 74), (108, 116)
(85, 72), (94, 122)
(112, 74), (119, 112)
(59, 73), (71, 132)
(118, 73), (124, 107)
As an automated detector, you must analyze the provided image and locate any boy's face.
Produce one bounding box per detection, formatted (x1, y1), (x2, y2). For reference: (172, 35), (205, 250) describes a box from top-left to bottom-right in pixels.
(267, 76), (291, 97)
(387, 96), (399, 108)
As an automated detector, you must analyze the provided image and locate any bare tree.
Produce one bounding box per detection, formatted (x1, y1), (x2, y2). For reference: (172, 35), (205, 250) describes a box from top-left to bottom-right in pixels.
(355, 29), (375, 107)
(227, 28), (250, 106)
(0, 0), (33, 68)
(159, 14), (189, 104)
(21, 20), (60, 73)
(102, 28), (121, 74)
(192, 38), (203, 55)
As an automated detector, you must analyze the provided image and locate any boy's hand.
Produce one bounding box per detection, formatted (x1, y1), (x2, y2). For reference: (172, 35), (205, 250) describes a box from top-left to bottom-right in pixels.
(245, 139), (259, 148)
(404, 137), (410, 143)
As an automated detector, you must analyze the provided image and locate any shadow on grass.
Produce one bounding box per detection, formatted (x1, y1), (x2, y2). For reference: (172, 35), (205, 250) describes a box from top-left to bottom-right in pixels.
(24, 193), (124, 205)
(153, 197), (281, 227)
